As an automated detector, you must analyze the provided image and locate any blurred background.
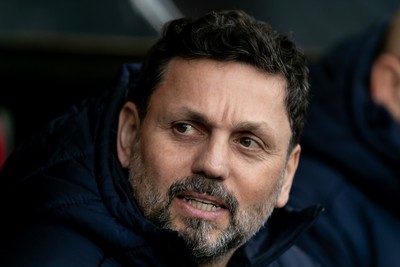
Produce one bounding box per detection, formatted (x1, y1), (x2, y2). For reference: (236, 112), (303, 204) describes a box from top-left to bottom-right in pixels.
(0, 0), (399, 164)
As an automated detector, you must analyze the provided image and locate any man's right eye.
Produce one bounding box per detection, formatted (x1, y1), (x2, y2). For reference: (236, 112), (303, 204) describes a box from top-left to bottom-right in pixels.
(174, 123), (194, 134)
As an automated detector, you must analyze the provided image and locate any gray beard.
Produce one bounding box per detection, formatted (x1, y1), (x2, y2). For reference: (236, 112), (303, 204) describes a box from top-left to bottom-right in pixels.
(128, 143), (284, 265)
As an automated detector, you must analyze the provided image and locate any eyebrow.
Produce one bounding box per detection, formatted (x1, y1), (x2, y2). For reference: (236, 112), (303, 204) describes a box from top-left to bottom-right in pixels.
(178, 107), (275, 134)
(180, 108), (209, 123)
(234, 121), (273, 133)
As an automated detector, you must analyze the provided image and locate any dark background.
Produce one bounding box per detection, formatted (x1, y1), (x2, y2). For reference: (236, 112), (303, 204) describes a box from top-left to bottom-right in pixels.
(0, 0), (398, 150)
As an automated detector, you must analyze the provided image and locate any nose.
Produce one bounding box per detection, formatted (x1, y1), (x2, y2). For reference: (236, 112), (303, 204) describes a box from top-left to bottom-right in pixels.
(191, 135), (230, 179)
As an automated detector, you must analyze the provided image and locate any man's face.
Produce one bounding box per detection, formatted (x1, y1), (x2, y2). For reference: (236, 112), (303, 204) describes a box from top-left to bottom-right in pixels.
(118, 58), (300, 262)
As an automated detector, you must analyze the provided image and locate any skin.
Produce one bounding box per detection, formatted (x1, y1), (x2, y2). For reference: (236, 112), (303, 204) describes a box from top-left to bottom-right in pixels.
(370, 10), (400, 124)
(117, 58), (301, 266)
(370, 53), (400, 123)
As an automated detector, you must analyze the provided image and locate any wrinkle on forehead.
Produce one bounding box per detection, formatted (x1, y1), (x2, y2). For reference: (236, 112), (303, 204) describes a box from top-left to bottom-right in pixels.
(152, 57), (292, 144)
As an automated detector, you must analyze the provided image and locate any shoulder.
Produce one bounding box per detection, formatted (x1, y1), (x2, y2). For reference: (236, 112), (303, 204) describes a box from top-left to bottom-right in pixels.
(270, 245), (321, 267)
(0, 220), (111, 267)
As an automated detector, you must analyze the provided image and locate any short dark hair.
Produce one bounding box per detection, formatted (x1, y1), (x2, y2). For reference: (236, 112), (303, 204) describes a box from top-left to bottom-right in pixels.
(131, 9), (309, 150)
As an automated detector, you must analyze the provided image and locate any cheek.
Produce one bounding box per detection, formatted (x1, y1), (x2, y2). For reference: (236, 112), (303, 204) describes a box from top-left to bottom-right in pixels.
(140, 136), (191, 189)
(232, 164), (284, 208)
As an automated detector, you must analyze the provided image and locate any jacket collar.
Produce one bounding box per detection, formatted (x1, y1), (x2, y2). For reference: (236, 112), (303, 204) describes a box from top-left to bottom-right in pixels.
(228, 205), (323, 266)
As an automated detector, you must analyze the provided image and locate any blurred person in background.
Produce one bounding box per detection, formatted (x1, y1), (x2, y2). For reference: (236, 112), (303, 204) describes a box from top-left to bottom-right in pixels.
(289, 8), (400, 267)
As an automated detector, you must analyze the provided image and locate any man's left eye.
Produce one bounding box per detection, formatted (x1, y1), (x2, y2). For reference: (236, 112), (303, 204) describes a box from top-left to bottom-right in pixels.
(239, 137), (260, 148)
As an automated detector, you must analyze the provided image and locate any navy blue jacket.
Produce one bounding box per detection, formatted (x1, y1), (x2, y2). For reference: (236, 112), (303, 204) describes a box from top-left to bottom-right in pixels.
(0, 64), (322, 267)
(289, 16), (400, 267)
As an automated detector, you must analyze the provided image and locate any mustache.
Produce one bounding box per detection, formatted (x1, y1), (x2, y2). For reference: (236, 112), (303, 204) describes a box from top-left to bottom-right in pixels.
(168, 175), (239, 216)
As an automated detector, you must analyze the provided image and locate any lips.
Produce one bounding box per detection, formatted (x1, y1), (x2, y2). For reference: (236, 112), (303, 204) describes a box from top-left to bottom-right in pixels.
(181, 196), (222, 211)
(177, 191), (227, 212)
(168, 176), (238, 216)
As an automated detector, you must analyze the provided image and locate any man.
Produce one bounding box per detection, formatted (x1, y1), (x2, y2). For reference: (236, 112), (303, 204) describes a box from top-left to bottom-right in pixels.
(289, 9), (400, 267)
(0, 10), (322, 266)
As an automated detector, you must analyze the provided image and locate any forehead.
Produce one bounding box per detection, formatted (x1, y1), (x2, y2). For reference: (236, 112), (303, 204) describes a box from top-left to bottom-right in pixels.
(158, 57), (288, 100)
(149, 58), (291, 139)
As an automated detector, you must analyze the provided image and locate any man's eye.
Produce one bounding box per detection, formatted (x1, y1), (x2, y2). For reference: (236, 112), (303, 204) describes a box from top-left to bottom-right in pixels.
(174, 123), (193, 133)
(239, 137), (260, 148)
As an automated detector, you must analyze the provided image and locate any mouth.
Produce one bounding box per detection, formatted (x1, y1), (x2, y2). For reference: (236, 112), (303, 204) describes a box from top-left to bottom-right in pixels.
(168, 176), (237, 221)
(177, 192), (227, 212)
(180, 196), (223, 211)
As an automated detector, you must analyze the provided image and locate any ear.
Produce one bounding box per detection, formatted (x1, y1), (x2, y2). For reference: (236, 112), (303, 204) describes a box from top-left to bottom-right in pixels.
(275, 144), (301, 208)
(117, 101), (140, 168)
(370, 53), (400, 120)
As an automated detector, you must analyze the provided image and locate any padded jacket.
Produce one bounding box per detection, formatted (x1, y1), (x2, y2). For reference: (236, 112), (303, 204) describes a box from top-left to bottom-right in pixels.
(0, 64), (322, 267)
(289, 15), (400, 267)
